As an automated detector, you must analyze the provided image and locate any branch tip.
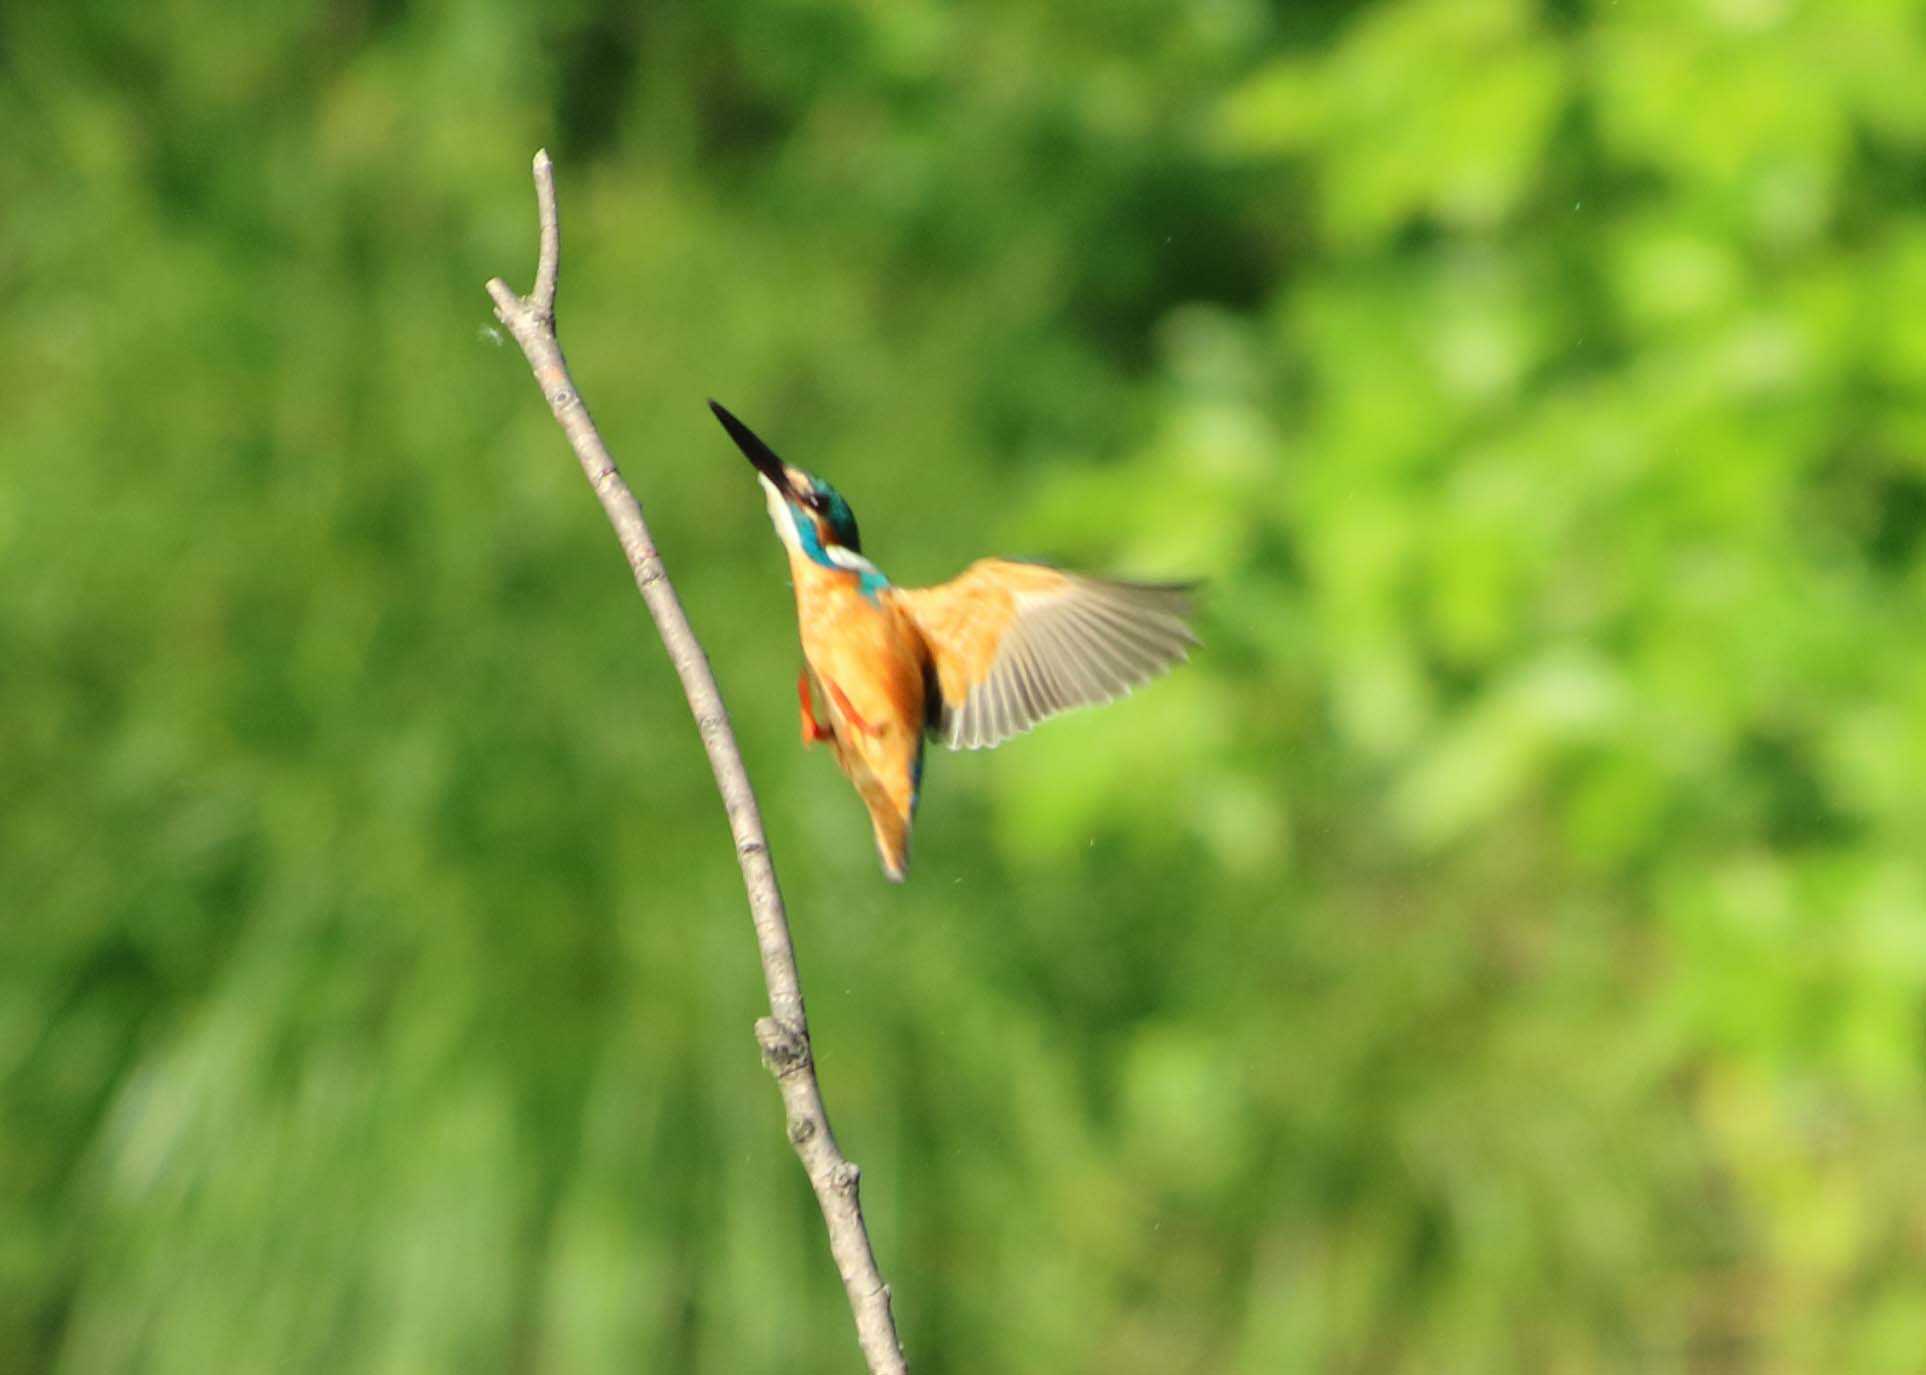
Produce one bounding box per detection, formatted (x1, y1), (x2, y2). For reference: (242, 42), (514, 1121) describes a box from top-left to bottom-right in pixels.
(484, 277), (520, 318)
(530, 153), (560, 315)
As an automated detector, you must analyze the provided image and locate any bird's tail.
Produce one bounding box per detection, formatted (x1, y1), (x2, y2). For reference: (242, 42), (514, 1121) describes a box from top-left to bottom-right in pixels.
(865, 794), (912, 883)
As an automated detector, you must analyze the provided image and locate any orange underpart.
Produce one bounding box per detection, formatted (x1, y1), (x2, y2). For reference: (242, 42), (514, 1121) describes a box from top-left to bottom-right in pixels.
(798, 669), (833, 745)
(825, 677), (877, 737)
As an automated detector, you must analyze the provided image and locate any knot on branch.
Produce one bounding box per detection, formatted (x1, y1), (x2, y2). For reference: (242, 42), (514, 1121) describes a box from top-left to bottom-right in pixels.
(830, 1161), (862, 1194)
(755, 1016), (813, 1079)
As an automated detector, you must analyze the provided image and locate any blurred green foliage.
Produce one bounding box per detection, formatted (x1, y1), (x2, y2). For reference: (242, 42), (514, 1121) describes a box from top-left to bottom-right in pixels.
(6, 0), (1926, 1369)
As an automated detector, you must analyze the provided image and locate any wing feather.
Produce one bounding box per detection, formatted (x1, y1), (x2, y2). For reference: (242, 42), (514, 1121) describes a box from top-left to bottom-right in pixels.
(988, 667), (1012, 746)
(1019, 640), (1063, 721)
(1047, 607), (1132, 695)
(892, 559), (1199, 751)
(1007, 646), (1038, 723)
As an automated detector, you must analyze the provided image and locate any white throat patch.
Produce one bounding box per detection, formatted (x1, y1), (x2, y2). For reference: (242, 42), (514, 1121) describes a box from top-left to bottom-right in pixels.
(759, 475), (803, 552)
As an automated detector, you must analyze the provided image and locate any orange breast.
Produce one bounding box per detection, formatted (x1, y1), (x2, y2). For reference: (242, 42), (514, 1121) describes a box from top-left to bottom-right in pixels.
(787, 554), (928, 878)
(788, 555), (927, 766)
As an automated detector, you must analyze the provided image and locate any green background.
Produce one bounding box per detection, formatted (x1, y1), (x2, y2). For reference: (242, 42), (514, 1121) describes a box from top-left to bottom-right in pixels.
(8, 0), (1926, 1369)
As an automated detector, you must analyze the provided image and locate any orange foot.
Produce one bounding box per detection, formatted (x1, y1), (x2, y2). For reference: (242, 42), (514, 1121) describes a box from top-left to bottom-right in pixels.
(798, 670), (833, 746)
(826, 677), (877, 737)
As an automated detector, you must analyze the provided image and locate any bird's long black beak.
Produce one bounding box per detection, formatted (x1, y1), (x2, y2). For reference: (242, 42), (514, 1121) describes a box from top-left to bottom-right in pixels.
(709, 400), (801, 501)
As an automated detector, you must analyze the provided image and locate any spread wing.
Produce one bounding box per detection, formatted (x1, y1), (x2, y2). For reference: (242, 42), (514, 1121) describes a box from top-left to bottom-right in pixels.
(892, 559), (1198, 751)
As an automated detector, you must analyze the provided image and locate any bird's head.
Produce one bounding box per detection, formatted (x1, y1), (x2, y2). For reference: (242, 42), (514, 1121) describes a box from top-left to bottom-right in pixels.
(710, 400), (863, 564)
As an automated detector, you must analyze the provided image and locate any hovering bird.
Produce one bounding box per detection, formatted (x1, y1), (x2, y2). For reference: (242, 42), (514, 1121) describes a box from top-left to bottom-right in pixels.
(710, 400), (1197, 882)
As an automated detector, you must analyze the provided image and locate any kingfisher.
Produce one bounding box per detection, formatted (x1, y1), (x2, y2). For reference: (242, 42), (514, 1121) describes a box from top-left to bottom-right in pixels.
(711, 400), (1197, 882)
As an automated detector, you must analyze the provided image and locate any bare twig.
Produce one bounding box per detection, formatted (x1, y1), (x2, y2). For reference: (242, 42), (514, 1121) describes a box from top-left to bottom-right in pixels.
(486, 150), (908, 1375)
